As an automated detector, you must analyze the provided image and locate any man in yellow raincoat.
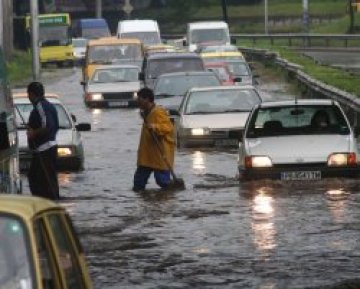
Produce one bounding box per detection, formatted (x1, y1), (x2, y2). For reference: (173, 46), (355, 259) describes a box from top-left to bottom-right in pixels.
(133, 87), (175, 192)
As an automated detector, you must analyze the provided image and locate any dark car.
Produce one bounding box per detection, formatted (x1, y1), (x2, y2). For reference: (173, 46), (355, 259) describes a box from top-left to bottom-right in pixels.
(140, 52), (206, 90)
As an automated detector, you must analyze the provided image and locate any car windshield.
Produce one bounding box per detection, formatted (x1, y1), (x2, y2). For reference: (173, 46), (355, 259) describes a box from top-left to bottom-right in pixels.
(72, 38), (88, 48)
(190, 28), (228, 44)
(39, 26), (70, 46)
(184, 89), (261, 114)
(0, 215), (34, 289)
(15, 102), (72, 129)
(246, 105), (350, 138)
(154, 74), (220, 97)
(148, 58), (204, 79)
(88, 44), (142, 64)
(121, 32), (161, 46)
(91, 67), (139, 83)
(82, 27), (110, 39)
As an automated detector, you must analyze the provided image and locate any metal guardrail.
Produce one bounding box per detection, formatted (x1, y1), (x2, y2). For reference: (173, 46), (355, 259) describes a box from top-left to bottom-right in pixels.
(163, 33), (360, 48)
(231, 33), (360, 47)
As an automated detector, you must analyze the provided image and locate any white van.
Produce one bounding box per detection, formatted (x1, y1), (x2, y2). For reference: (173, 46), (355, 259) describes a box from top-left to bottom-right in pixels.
(117, 19), (161, 46)
(185, 21), (231, 52)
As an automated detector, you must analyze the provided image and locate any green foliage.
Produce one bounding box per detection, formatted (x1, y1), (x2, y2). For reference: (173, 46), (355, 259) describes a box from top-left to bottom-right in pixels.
(6, 50), (32, 87)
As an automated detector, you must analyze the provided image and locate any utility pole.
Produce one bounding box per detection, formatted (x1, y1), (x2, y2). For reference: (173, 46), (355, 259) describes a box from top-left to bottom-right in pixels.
(264, 0), (268, 34)
(303, 0), (309, 33)
(30, 0), (40, 81)
(0, 1), (3, 51)
(221, 0), (228, 24)
(96, 0), (102, 18)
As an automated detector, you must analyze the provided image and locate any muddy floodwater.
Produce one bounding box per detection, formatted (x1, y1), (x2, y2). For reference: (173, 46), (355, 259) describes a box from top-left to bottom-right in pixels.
(20, 65), (360, 289)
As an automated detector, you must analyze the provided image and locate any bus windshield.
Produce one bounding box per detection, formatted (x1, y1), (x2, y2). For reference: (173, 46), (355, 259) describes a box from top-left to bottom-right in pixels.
(39, 26), (70, 47)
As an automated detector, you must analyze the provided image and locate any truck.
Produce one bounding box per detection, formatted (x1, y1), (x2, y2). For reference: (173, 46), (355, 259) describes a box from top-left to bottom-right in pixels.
(26, 13), (74, 67)
(73, 18), (111, 40)
(117, 19), (161, 46)
(184, 21), (232, 52)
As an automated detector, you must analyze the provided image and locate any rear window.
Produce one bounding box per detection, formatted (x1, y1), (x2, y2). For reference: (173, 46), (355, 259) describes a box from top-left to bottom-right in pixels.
(246, 105), (350, 138)
(147, 58), (204, 79)
(88, 44), (142, 64)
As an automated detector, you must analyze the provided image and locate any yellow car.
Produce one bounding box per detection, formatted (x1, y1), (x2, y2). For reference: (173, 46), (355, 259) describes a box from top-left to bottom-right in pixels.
(0, 195), (93, 289)
(200, 50), (244, 61)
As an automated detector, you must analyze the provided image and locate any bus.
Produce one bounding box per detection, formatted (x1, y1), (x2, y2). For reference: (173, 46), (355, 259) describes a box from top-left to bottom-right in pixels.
(0, 47), (21, 194)
(26, 13), (74, 67)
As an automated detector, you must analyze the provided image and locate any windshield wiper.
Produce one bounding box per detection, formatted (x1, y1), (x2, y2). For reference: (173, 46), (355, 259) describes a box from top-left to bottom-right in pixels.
(222, 109), (249, 113)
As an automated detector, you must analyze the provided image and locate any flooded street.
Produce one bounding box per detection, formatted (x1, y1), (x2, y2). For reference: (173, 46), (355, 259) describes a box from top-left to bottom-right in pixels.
(20, 66), (360, 289)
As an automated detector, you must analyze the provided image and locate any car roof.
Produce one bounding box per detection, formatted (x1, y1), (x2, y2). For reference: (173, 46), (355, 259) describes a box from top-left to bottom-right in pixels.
(0, 195), (63, 221)
(88, 37), (142, 46)
(257, 99), (337, 108)
(158, 71), (217, 78)
(188, 85), (256, 93)
(94, 64), (140, 70)
(188, 21), (228, 29)
(146, 52), (201, 60)
(201, 51), (243, 58)
(12, 92), (62, 104)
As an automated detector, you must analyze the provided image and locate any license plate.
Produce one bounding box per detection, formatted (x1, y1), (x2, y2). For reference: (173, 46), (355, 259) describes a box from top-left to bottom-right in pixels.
(108, 101), (128, 107)
(281, 171), (321, 181)
(214, 139), (239, 146)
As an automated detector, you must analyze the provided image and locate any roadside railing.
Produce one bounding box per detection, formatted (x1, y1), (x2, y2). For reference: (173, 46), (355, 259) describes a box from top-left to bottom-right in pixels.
(162, 34), (360, 48)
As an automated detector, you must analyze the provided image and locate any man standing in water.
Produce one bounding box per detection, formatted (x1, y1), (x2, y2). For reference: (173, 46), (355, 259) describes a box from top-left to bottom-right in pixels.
(133, 87), (175, 192)
(27, 82), (59, 200)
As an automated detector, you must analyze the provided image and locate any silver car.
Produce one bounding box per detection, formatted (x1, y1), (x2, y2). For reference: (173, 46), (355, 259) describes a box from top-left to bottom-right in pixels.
(13, 93), (91, 171)
(82, 64), (141, 108)
(175, 85), (262, 148)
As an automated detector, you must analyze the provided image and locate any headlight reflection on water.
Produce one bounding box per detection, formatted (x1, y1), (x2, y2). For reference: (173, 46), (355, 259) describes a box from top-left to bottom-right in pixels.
(91, 108), (102, 125)
(192, 151), (205, 174)
(251, 189), (277, 256)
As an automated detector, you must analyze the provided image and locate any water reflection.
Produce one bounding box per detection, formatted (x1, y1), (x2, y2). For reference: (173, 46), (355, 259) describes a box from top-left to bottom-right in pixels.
(325, 189), (349, 223)
(91, 108), (102, 125)
(58, 173), (71, 186)
(192, 151), (205, 174)
(251, 188), (277, 258)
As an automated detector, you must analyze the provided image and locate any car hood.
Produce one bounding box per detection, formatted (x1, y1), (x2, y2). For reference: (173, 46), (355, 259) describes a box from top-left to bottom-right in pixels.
(182, 112), (249, 129)
(87, 82), (140, 93)
(245, 135), (351, 163)
(18, 129), (75, 150)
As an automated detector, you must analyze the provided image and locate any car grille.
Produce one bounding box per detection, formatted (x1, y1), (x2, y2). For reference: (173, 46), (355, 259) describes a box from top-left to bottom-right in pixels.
(273, 163), (327, 168)
(102, 92), (134, 100)
(209, 129), (242, 140)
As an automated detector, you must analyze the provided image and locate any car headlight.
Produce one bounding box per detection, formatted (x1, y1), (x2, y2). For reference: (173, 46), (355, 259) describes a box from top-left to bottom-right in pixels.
(89, 93), (103, 101)
(133, 91), (138, 100)
(58, 147), (74, 157)
(191, 128), (209, 136)
(245, 156), (273, 168)
(327, 153), (357, 167)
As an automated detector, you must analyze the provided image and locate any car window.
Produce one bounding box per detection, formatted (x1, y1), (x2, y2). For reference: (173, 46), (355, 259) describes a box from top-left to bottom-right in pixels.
(154, 74), (220, 97)
(184, 89), (261, 114)
(0, 215), (34, 289)
(148, 58), (204, 79)
(92, 67), (139, 83)
(47, 213), (86, 289)
(247, 105), (350, 137)
(72, 38), (87, 48)
(88, 44), (142, 64)
(15, 103), (72, 130)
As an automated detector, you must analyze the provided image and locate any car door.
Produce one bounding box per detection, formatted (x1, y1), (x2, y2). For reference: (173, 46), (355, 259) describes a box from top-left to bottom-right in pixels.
(34, 210), (92, 289)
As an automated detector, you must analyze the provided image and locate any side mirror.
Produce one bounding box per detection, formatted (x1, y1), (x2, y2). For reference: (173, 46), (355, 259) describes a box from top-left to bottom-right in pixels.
(80, 81), (86, 86)
(168, 109), (180, 116)
(231, 37), (236, 45)
(138, 72), (145, 81)
(253, 74), (260, 78)
(75, 123), (91, 131)
(234, 77), (242, 83)
(71, 114), (77, 123)
(353, 126), (360, 137)
(182, 39), (187, 47)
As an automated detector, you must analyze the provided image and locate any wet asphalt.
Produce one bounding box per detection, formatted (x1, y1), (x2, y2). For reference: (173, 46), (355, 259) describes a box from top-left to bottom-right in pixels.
(19, 64), (360, 289)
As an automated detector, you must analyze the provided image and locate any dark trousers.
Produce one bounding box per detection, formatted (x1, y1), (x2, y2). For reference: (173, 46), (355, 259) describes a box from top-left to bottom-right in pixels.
(133, 166), (171, 190)
(28, 146), (59, 200)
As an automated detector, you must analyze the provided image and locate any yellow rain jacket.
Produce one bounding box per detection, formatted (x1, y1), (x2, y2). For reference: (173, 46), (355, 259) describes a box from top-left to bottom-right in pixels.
(137, 105), (175, 170)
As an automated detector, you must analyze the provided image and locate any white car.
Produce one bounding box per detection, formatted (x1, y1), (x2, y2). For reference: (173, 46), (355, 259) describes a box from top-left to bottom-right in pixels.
(13, 93), (91, 171)
(175, 85), (262, 148)
(82, 64), (141, 108)
(238, 99), (360, 181)
(72, 37), (88, 65)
